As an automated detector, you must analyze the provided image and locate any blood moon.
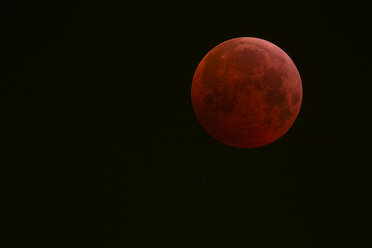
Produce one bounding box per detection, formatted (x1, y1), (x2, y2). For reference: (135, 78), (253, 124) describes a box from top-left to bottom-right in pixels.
(191, 37), (302, 148)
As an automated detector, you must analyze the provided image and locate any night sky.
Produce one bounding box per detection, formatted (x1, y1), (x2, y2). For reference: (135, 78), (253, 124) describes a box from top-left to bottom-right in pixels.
(2, 1), (371, 247)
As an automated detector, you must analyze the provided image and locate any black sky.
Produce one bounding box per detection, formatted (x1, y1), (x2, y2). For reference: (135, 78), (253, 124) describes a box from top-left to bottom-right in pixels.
(2, 1), (371, 247)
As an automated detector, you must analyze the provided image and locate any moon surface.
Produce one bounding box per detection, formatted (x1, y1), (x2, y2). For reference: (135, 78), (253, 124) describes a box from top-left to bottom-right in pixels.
(191, 37), (302, 148)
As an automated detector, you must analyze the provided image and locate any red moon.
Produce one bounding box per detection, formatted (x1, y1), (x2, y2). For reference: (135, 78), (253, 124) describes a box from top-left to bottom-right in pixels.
(191, 37), (302, 148)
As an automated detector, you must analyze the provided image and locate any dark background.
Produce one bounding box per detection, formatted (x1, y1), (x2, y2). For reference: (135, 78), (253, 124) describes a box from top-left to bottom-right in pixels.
(2, 1), (371, 247)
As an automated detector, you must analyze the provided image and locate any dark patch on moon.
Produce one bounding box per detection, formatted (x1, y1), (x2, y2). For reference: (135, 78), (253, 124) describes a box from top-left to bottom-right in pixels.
(264, 91), (292, 126)
(263, 68), (283, 90)
(204, 87), (237, 114)
(264, 67), (287, 110)
(262, 64), (295, 124)
(279, 103), (291, 122)
(265, 89), (286, 109)
(234, 78), (251, 95)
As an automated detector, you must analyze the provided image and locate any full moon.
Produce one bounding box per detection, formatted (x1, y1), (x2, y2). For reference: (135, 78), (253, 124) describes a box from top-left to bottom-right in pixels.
(191, 37), (302, 148)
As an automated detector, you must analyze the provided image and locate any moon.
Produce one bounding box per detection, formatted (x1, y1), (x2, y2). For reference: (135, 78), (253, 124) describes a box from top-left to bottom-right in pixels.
(191, 37), (302, 148)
